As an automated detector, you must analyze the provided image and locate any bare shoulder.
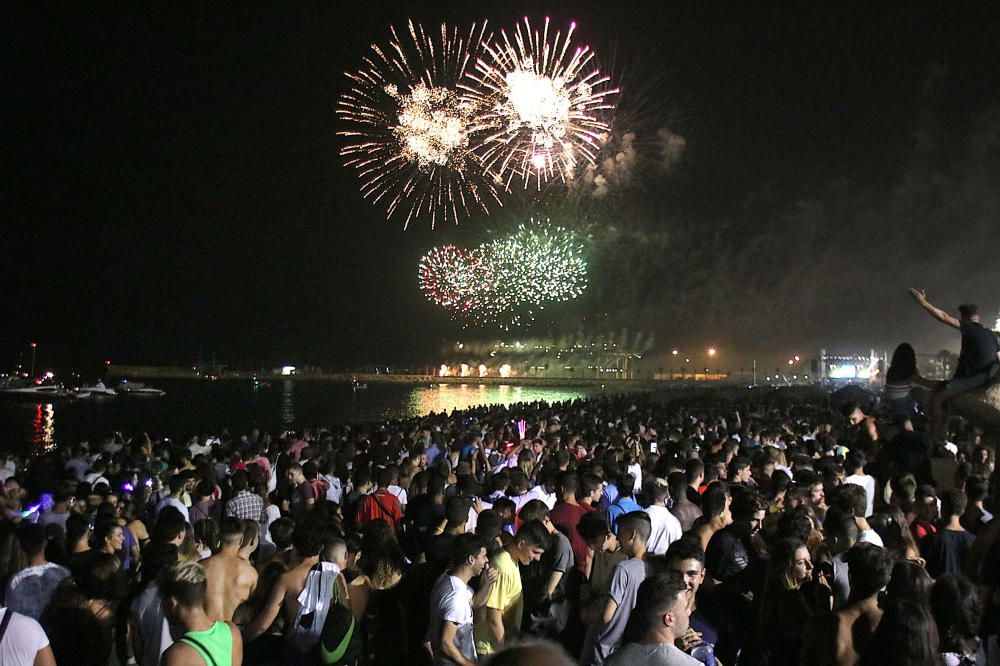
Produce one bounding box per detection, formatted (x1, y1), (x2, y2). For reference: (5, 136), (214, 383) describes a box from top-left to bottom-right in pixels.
(162, 640), (203, 666)
(348, 572), (371, 586)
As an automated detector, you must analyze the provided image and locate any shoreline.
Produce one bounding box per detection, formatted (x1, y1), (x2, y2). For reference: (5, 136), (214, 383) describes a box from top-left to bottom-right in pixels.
(106, 364), (737, 388)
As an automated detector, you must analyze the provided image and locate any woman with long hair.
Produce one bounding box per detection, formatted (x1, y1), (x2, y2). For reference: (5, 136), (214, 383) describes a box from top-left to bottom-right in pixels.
(931, 575), (985, 665)
(860, 599), (941, 665)
(884, 342), (938, 418)
(42, 552), (125, 666)
(758, 538), (830, 665)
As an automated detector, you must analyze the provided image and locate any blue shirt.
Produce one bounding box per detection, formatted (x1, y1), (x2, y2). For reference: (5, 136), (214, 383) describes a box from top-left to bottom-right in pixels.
(606, 497), (642, 533)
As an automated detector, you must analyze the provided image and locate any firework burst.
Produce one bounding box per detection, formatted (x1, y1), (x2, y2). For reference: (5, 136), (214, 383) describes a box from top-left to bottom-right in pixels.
(338, 21), (500, 228)
(463, 17), (618, 190)
(418, 219), (588, 328)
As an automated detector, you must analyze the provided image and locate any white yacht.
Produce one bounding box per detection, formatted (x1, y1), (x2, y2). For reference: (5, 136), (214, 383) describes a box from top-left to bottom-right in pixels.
(116, 380), (166, 397)
(74, 381), (118, 399)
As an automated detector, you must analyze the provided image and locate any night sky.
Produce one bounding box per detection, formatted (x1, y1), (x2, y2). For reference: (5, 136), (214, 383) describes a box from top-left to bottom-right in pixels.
(5, 2), (999, 373)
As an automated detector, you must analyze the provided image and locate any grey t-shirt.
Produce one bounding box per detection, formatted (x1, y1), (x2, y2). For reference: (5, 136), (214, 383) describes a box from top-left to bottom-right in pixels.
(131, 583), (173, 666)
(582, 557), (652, 665)
(528, 530), (574, 635)
(605, 642), (702, 666)
(5, 562), (71, 620)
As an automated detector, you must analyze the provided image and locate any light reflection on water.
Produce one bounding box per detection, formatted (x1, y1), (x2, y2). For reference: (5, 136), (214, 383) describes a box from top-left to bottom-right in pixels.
(0, 381), (608, 452)
(32, 403), (55, 450)
(405, 383), (597, 417)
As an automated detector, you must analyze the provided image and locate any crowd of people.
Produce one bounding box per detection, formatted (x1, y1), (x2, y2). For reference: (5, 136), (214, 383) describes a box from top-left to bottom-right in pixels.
(0, 378), (998, 665)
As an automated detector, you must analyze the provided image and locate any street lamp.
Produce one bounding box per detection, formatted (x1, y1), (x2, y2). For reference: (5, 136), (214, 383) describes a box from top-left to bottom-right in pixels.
(30, 342), (37, 378)
(707, 348), (717, 357)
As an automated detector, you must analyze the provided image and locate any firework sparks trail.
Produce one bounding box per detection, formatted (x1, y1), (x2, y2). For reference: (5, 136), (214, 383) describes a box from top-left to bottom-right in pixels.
(418, 219), (588, 328)
(338, 21), (501, 228)
(463, 17), (618, 190)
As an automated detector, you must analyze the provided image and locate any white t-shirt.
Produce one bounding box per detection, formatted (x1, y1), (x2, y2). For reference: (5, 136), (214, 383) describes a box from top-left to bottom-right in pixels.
(0, 608), (50, 666)
(506, 492), (534, 515)
(388, 484), (408, 507)
(323, 474), (343, 504)
(466, 501), (492, 533)
(844, 474), (876, 517)
(523, 485), (557, 510)
(428, 573), (476, 666)
(627, 463), (643, 493)
(644, 504), (683, 555)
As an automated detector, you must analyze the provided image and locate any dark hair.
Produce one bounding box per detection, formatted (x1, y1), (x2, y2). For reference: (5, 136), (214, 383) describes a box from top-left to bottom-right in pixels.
(886, 343), (918, 383)
(667, 471), (688, 500)
(475, 510), (502, 542)
(844, 450), (866, 474)
(616, 473), (636, 499)
(775, 506), (813, 542)
(193, 518), (219, 554)
(219, 516), (245, 545)
(577, 511), (610, 546)
(859, 599), (939, 666)
(830, 483), (867, 518)
(579, 473), (603, 500)
(556, 471), (579, 496)
(444, 496), (469, 527)
(632, 571), (689, 637)
(766, 538), (807, 591)
(375, 467), (393, 488)
(931, 575), (981, 654)
(515, 519), (550, 549)
(269, 517), (295, 549)
(16, 523), (48, 558)
(618, 511), (652, 542)
(519, 499), (550, 524)
(196, 479), (214, 498)
(958, 303), (978, 319)
(168, 474), (186, 495)
(231, 470), (249, 492)
(152, 508), (186, 544)
(684, 458), (704, 484)
(701, 482), (729, 519)
(76, 552), (124, 600)
(292, 520), (326, 557)
(840, 401), (860, 418)
(843, 543), (893, 600)
(450, 533), (488, 567)
(886, 559), (933, 605)
(665, 537), (705, 565)
(91, 519), (121, 550)
(940, 489), (967, 518)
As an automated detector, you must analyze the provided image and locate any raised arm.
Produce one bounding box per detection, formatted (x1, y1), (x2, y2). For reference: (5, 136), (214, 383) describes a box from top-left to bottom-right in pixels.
(909, 288), (960, 329)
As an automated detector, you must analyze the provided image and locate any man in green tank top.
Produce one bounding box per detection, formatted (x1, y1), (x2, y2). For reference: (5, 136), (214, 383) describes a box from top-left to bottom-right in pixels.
(160, 560), (244, 666)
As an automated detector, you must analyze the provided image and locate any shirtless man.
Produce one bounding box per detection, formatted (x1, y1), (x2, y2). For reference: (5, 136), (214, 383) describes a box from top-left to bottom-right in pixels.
(203, 517), (259, 622)
(244, 523), (349, 652)
(800, 543), (893, 665)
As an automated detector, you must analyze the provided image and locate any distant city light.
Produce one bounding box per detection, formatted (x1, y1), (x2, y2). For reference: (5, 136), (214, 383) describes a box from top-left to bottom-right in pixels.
(280, 366), (296, 376)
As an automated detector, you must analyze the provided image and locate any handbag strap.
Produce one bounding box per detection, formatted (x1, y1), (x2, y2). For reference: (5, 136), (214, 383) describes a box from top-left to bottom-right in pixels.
(0, 608), (14, 645)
